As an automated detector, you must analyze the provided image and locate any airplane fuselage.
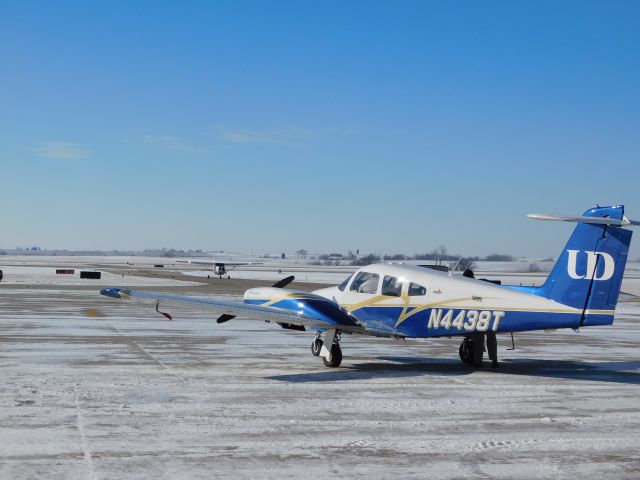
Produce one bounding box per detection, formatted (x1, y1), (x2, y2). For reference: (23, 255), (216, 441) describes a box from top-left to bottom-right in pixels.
(244, 263), (614, 339)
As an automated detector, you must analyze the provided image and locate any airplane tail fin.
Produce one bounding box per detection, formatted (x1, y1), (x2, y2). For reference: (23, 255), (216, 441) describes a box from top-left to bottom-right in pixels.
(531, 205), (633, 326)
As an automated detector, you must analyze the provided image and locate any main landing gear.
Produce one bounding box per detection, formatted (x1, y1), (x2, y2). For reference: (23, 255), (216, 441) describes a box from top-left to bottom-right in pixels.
(459, 332), (498, 368)
(311, 330), (342, 368)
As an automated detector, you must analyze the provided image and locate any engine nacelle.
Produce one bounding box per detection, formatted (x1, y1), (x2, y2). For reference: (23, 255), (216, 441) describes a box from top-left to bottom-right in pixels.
(243, 287), (359, 327)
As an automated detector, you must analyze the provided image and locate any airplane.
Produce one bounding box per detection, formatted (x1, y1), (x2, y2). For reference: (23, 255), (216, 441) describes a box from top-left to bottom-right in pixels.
(176, 258), (262, 278)
(101, 205), (638, 369)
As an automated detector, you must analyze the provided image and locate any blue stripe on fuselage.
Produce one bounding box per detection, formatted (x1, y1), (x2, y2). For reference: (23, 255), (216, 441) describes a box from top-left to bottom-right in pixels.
(356, 306), (613, 337)
(245, 299), (613, 337)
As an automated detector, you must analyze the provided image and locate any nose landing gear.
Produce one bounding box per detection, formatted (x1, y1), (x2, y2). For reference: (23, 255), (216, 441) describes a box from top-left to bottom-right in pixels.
(311, 334), (323, 356)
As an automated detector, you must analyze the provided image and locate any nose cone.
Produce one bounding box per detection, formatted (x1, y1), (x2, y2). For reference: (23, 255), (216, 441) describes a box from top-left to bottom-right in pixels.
(100, 287), (122, 299)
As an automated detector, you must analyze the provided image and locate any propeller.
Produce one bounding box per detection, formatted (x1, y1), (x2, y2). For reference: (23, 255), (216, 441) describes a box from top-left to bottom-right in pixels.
(215, 275), (296, 324)
(216, 314), (235, 324)
(272, 275), (295, 288)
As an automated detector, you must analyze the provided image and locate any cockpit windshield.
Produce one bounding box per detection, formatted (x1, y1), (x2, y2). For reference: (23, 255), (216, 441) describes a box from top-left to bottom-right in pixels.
(350, 272), (380, 294)
(338, 274), (353, 292)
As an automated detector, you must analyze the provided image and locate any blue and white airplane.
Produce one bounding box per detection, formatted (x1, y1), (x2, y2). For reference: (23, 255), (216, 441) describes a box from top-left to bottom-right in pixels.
(101, 205), (638, 368)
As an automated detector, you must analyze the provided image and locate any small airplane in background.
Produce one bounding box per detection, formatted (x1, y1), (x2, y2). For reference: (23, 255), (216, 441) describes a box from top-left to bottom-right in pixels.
(176, 258), (262, 278)
(102, 205), (638, 369)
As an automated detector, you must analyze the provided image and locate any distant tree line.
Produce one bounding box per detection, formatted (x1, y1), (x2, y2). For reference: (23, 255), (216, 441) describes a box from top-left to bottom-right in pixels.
(301, 245), (516, 269)
(381, 247), (515, 264)
(357, 247), (516, 270)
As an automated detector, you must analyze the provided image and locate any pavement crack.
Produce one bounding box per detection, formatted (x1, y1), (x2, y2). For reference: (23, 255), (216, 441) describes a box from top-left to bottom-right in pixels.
(73, 384), (96, 480)
(111, 325), (187, 383)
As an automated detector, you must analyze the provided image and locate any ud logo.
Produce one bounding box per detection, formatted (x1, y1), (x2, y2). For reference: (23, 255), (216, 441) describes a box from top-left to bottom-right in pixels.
(566, 250), (615, 281)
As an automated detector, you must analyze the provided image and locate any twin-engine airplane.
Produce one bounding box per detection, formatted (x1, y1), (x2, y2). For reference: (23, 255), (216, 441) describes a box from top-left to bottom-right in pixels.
(102, 205), (638, 368)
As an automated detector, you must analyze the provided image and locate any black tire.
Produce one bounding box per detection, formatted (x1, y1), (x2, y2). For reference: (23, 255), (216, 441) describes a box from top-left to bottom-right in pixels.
(311, 338), (323, 357)
(322, 343), (342, 368)
(459, 338), (474, 364)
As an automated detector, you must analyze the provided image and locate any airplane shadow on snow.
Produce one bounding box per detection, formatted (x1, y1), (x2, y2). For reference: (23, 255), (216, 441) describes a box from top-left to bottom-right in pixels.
(267, 357), (640, 385)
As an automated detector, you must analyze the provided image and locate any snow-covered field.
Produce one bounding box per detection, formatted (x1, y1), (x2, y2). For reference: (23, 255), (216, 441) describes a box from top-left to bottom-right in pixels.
(0, 259), (639, 479)
(0, 265), (201, 287)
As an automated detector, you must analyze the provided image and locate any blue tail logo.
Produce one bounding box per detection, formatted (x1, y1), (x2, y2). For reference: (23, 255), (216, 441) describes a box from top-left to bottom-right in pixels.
(566, 250), (615, 281)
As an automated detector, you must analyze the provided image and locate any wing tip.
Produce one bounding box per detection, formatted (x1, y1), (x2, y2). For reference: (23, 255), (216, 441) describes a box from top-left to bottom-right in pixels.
(100, 287), (122, 299)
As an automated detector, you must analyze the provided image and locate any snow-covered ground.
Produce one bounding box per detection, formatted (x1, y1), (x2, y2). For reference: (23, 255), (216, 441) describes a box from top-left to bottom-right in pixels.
(1, 270), (639, 479)
(0, 265), (201, 287)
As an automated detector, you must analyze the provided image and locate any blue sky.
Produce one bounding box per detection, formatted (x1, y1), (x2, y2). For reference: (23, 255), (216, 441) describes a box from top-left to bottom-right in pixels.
(1, 1), (639, 258)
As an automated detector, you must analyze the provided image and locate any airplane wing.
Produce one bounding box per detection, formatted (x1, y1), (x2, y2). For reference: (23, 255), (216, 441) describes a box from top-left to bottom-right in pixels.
(100, 288), (401, 337)
(176, 260), (262, 266)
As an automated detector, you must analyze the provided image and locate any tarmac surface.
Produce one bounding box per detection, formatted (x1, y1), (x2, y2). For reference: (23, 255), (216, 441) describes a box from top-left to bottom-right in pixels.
(1, 262), (639, 479)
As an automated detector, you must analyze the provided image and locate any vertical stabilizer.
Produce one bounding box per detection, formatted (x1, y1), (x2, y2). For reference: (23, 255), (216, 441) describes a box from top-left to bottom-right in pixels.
(538, 205), (632, 326)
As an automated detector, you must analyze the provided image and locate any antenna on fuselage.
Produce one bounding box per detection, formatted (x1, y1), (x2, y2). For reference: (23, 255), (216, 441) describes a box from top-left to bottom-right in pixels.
(449, 256), (463, 276)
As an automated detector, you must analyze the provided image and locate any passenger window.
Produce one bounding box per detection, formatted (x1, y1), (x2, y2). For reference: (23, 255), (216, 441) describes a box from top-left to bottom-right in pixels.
(350, 272), (380, 294)
(381, 275), (402, 297)
(408, 282), (426, 296)
(338, 274), (353, 292)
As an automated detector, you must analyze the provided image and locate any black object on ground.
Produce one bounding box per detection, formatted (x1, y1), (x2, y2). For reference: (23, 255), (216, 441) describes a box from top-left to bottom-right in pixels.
(80, 271), (101, 280)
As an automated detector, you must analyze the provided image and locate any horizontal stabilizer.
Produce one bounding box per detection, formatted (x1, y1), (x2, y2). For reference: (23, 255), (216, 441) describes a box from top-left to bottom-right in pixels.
(527, 213), (640, 227)
(618, 291), (640, 303)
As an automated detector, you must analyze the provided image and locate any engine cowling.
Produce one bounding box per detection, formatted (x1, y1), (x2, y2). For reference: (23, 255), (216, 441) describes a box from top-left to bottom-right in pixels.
(243, 287), (359, 327)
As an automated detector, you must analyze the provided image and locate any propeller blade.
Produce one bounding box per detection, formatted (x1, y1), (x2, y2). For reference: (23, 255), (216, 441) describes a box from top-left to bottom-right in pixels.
(216, 314), (235, 324)
(217, 275), (294, 323)
(272, 275), (295, 288)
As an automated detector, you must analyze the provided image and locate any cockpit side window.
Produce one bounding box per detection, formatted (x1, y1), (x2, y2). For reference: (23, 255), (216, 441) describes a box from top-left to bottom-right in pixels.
(338, 274), (353, 292)
(381, 275), (403, 297)
(350, 271), (380, 294)
(408, 282), (426, 296)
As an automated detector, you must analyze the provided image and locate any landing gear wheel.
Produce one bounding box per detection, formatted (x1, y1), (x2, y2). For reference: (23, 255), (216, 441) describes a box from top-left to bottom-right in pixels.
(322, 343), (342, 368)
(459, 338), (474, 364)
(311, 337), (323, 356)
